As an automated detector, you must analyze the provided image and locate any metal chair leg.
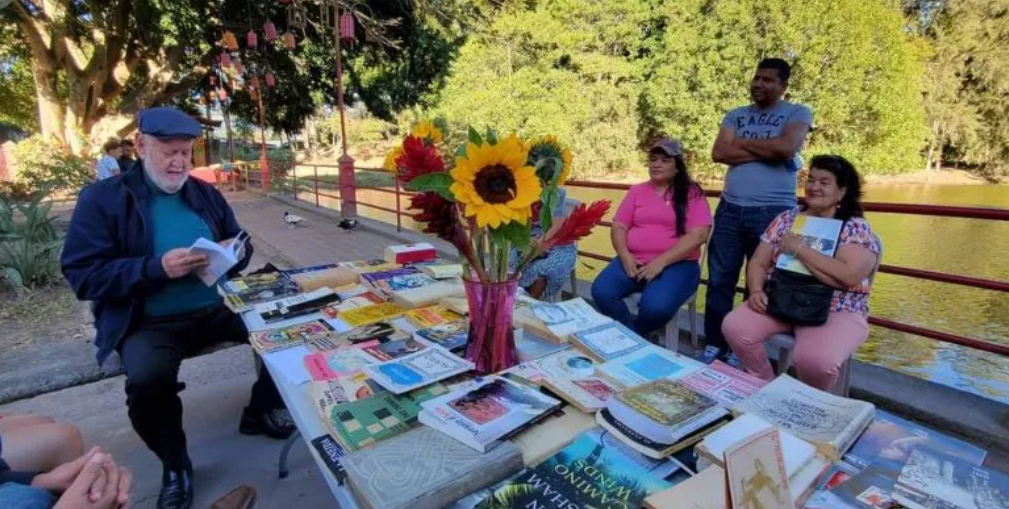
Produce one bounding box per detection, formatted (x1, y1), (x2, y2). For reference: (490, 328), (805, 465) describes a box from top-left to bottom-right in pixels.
(278, 429), (301, 479)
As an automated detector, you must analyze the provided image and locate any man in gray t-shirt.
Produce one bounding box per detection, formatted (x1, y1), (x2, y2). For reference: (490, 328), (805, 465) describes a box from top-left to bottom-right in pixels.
(702, 58), (813, 361)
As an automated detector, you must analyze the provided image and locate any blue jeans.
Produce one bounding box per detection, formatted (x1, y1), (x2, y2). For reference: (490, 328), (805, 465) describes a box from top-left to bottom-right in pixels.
(704, 200), (792, 351)
(591, 258), (701, 337)
(0, 482), (56, 509)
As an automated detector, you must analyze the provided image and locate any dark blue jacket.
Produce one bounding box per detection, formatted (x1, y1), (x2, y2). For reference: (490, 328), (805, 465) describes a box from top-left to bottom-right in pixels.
(61, 164), (253, 365)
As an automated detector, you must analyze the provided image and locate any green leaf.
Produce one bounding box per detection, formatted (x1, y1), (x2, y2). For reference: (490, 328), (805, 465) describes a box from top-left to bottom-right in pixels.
(468, 126), (484, 146)
(2, 267), (24, 291)
(539, 185), (560, 233)
(485, 128), (499, 145)
(490, 221), (532, 252)
(405, 173), (456, 201)
(454, 143), (468, 160)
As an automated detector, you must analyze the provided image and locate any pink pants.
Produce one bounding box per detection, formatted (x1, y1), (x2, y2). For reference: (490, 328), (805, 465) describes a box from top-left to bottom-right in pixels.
(722, 305), (869, 391)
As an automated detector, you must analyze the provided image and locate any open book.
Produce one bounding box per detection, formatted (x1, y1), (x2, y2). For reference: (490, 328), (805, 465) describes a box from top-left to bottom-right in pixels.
(190, 231), (249, 286)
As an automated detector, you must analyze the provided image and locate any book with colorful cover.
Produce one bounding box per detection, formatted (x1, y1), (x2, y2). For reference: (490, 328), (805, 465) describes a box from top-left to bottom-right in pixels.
(844, 409), (987, 470)
(320, 292), (385, 319)
(337, 371), (388, 401)
(328, 383), (449, 451)
(541, 376), (620, 412)
(359, 336), (430, 362)
(305, 343), (382, 381)
(609, 379), (730, 446)
(473, 430), (672, 509)
(404, 305), (464, 329)
(365, 346), (475, 394)
(340, 302), (407, 327)
(415, 320), (469, 353)
(289, 267), (360, 292)
(254, 287), (341, 323)
(530, 297), (613, 337)
(725, 429), (794, 509)
(337, 259), (401, 274)
(306, 322), (407, 352)
(419, 376), (561, 452)
(893, 447), (1009, 509)
(597, 344), (704, 387)
(811, 460), (902, 509)
(360, 267), (422, 289)
(775, 215), (844, 275)
(218, 272), (300, 311)
(505, 348), (598, 385)
(681, 360), (768, 410)
(249, 320), (334, 354)
(570, 321), (650, 362)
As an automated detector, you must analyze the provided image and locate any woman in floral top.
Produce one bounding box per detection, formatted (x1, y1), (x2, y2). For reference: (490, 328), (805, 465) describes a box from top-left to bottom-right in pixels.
(722, 155), (881, 390)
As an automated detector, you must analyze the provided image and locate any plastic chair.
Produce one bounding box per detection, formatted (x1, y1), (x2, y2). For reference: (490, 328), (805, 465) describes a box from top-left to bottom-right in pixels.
(765, 233), (883, 397)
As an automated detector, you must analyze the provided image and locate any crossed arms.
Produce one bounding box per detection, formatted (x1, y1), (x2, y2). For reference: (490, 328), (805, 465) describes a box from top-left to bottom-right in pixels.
(711, 122), (810, 166)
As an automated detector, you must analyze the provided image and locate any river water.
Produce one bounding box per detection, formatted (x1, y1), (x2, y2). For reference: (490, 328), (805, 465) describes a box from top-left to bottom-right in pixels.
(310, 176), (1009, 403)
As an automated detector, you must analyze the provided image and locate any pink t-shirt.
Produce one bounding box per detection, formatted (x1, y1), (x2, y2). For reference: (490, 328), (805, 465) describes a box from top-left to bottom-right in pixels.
(613, 182), (713, 264)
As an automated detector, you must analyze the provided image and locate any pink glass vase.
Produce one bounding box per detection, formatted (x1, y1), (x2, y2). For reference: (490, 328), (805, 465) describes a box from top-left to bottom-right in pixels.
(463, 276), (519, 374)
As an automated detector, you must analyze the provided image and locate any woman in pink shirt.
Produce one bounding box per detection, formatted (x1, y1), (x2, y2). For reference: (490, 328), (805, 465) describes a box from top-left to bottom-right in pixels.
(591, 138), (713, 336)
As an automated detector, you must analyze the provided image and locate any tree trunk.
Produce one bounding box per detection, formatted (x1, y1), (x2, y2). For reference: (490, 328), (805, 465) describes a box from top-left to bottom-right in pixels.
(31, 63), (67, 147)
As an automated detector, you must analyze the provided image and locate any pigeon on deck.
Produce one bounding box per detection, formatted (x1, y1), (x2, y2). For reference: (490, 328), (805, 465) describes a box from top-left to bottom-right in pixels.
(338, 218), (359, 232)
(284, 211), (306, 228)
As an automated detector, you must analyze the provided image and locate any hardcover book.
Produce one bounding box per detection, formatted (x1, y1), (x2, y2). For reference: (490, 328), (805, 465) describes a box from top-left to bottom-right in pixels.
(734, 375), (875, 460)
(473, 431), (672, 509)
(681, 360), (768, 409)
(541, 376), (619, 412)
(844, 409), (987, 470)
(365, 346), (475, 394)
(597, 344), (704, 387)
(608, 379), (730, 446)
(505, 348), (598, 385)
(775, 215), (844, 275)
(570, 321), (650, 362)
(404, 305), (464, 329)
(893, 447), (1009, 509)
(419, 376), (561, 452)
(340, 303), (407, 328)
(344, 426), (523, 509)
(249, 320), (334, 354)
(329, 383), (448, 451)
(414, 320), (469, 353)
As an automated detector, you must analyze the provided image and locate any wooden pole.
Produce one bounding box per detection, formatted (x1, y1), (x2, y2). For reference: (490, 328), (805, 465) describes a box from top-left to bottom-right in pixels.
(335, 3), (356, 218)
(257, 87), (270, 194)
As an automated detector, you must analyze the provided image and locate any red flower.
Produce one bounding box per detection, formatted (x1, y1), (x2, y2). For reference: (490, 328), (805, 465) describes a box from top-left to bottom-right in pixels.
(541, 200), (611, 250)
(409, 192), (476, 266)
(396, 136), (444, 184)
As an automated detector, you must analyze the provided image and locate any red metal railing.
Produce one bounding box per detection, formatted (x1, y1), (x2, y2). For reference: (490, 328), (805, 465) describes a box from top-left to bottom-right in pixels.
(252, 162), (1009, 358)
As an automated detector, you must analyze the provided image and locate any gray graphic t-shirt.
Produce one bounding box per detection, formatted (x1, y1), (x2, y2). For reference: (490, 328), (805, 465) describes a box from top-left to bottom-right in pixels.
(720, 101), (813, 207)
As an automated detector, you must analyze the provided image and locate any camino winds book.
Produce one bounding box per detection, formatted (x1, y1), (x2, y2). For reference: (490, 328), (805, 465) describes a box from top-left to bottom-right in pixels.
(473, 430), (672, 509)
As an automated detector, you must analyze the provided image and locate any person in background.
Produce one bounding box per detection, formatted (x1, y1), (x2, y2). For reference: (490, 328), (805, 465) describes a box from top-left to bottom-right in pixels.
(96, 140), (122, 181)
(591, 138), (712, 337)
(61, 107), (292, 509)
(704, 58), (814, 363)
(117, 139), (137, 174)
(721, 155), (880, 391)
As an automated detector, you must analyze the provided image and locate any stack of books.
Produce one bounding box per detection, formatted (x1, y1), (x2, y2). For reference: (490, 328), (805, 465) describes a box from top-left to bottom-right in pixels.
(597, 379), (730, 459)
(596, 344), (704, 387)
(513, 297), (612, 343)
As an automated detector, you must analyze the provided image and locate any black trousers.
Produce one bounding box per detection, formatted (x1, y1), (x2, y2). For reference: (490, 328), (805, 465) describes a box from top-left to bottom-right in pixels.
(118, 304), (283, 471)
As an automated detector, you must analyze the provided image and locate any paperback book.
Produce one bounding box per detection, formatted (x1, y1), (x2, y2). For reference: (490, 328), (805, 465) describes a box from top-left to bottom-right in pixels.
(681, 360), (768, 409)
(775, 215), (844, 275)
(218, 272), (300, 311)
(597, 344), (704, 387)
(530, 297), (613, 337)
(320, 292), (385, 319)
(420, 263), (463, 280)
(570, 321), (650, 362)
(893, 447), (1009, 509)
(607, 379), (730, 447)
(304, 343), (382, 381)
(404, 305), (464, 329)
(254, 287), (340, 323)
(390, 280), (464, 309)
(473, 430), (672, 509)
(697, 413), (818, 479)
(734, 375), (875, 460)
(813, 460), (903, 509)
(340, 302), (407, 328)
(596, 407), (727, 460)
(541, 376), (620, 412)
(420, 376), (561, 452)
(306, 322), (406, 351)
(249, 320), (334, 354)
(414, 320), (469, 353)
(337, 259), (401, 274)
(724, 429), (794, 509)
(505, 348), (598, 385)
(289, 267), (360, 292)
(844, 409), (987, 470)
(328, 383), (449, 451)
(365, 346), (475, 394)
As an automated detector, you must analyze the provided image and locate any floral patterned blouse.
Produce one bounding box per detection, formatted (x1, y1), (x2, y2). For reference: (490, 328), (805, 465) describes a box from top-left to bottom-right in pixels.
(761, 207), (881, 317)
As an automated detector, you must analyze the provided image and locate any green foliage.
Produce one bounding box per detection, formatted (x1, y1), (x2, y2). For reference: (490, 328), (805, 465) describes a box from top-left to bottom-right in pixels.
(0, 24), (37, 133)
(0, 190), (63, 292)
(405, 172), (455, 201)
(11, 136), (94, 196)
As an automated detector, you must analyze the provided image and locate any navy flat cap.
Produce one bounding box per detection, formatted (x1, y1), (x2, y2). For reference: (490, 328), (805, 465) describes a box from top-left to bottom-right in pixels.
(138, 107), (203, 140)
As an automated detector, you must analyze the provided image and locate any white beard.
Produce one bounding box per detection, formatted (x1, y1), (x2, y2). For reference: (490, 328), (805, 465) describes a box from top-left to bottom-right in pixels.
(144, 167), (189, 194)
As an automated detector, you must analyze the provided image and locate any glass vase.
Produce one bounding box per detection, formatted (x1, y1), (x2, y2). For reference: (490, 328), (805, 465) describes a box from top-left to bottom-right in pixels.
(463, 276), (519, 374)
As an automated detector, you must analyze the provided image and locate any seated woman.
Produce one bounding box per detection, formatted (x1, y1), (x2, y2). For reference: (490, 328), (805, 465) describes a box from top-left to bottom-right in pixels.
(722, 155), (880, 391)
(591, 138), (712, 337)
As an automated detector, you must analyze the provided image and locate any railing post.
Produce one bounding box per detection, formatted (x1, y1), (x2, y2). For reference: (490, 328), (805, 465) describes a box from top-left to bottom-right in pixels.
(395, 178), (402, 232)
(293, 164), (298, 201)
(339, 154), (357, 218)
(260, 155), (271, 195)
(314, 165), (320, 207)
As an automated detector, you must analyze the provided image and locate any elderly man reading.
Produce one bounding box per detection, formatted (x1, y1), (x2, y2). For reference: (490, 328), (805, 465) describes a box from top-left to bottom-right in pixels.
(61, 107), (293, 509)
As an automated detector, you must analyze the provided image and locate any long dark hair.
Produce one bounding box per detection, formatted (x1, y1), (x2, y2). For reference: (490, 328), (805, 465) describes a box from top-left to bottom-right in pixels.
(805, 154), (864, 221)
(658, 154), (702, 236)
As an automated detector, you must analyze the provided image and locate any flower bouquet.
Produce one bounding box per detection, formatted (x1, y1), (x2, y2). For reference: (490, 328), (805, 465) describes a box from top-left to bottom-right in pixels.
(390, 119), (610, 373)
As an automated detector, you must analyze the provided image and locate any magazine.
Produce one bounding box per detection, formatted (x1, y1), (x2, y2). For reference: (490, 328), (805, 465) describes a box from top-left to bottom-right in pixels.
(530, 298), (612, 337)
(775, 215), (844, 275)
(893, 447), (1009, 509)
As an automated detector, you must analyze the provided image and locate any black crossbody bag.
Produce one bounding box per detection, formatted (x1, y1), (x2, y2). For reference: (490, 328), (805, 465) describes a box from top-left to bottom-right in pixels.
(763, 221), (845, 326)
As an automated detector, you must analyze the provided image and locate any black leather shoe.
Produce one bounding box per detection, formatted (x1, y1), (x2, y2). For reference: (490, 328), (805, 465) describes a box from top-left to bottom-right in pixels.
(239, 407), (295, 439)
(157, 466), (193, 509)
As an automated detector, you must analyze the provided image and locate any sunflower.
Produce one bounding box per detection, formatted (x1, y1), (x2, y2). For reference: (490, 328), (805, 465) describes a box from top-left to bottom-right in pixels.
(411, 120), (444, 145)
(450, 134), (542, 229)
(526, 135), (573, 185)
(383, 145), (405, 171)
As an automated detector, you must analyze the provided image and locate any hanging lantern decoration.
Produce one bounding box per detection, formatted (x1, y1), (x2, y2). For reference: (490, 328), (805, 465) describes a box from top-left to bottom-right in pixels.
(246, 30), (258, 49)
(265, 72), (276, 88)
(284, 31), (296, 50)
(222, 30), (239, 51)
(339, 11), (355, 41)
(263, 20), (278, 42)
(220, 52), (232, 68)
